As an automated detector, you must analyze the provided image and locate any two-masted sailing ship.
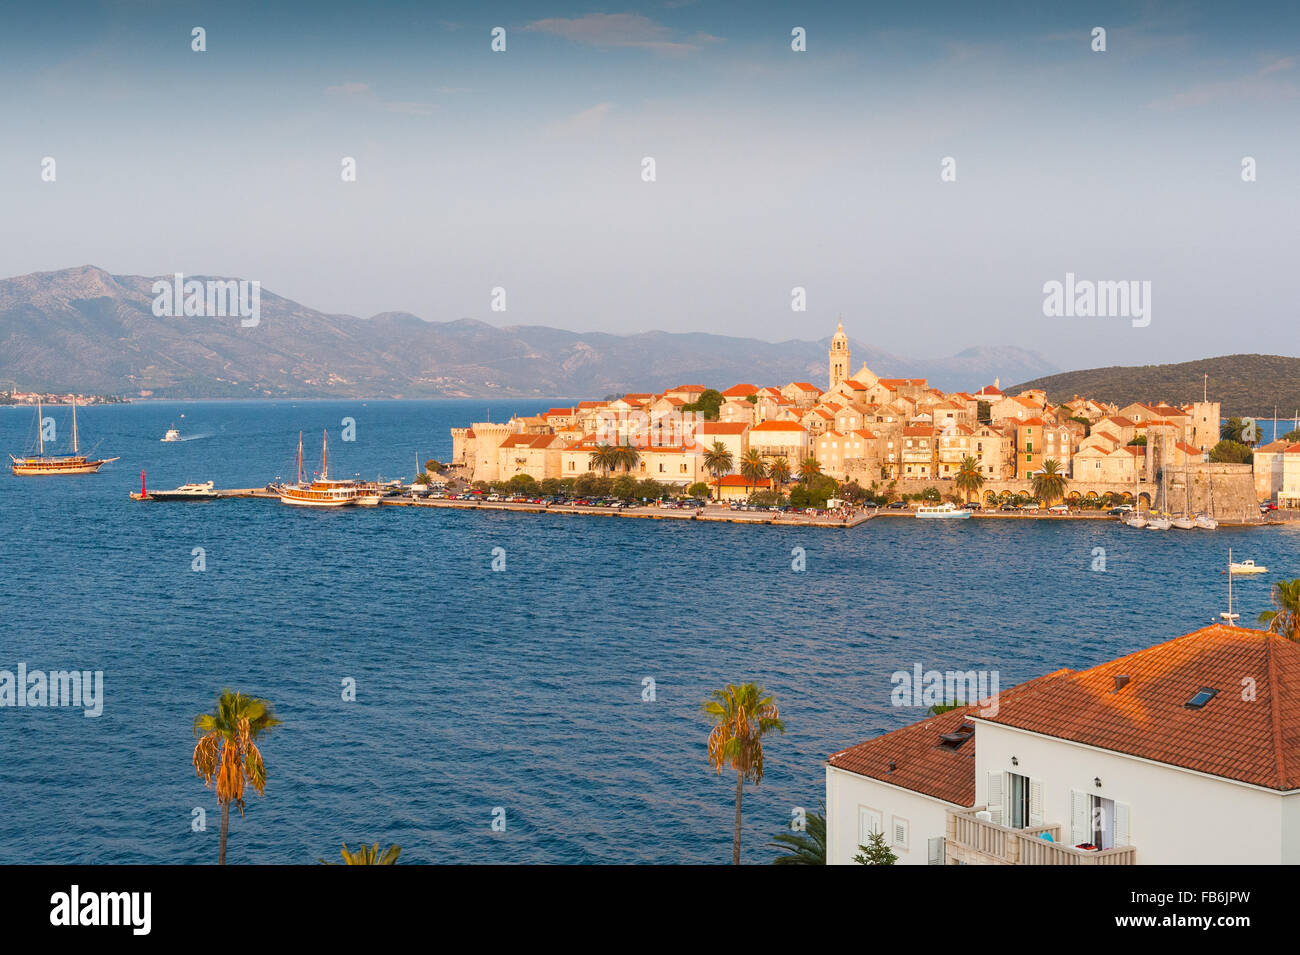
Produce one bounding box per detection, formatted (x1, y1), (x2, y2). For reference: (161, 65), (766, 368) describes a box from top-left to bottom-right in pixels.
(9, 398), (118, 476)
(278, 430), (364, 507)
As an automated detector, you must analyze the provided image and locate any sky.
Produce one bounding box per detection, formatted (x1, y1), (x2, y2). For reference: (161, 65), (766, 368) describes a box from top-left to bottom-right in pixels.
(2, 0), (1297, 370)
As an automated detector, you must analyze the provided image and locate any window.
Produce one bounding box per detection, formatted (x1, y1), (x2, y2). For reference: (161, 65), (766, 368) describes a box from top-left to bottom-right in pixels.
(1186, 687), (1219, 709)
(891, 816), (909, 851)
(858, 807), (883, 846)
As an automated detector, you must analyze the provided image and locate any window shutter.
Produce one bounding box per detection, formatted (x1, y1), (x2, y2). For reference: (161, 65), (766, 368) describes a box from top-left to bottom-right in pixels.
(1029, 778), (1044, 826)
(1114, 801), (1130, 848)
(927, 836), (945, 865)
(987, 772), (1004, 825)
(1070, 790), (1089, 846)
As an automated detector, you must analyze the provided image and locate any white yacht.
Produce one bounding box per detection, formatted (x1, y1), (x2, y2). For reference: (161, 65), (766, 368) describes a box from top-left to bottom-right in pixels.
(915, 502), (971, 519)
(1229, 559), (1268, 575)
(161, 424), (182, 442)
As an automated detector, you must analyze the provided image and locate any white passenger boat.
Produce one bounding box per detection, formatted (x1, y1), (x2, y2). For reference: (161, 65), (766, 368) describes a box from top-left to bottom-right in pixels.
(915, 502), (971, 519)
(161, 425), (182, 442)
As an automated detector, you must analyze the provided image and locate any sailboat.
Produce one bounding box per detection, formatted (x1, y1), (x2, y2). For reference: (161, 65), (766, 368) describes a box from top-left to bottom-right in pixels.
(278, 430), (362, 507)
(1145, 432), (1172, 529)
(9, 398), (119, 475)
(1172, 468), (1197, 529)
(1220, 549), (1240, 623)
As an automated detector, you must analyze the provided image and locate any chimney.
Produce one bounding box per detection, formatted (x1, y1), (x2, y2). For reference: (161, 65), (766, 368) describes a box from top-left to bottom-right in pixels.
(1113, 674), (1130, 693)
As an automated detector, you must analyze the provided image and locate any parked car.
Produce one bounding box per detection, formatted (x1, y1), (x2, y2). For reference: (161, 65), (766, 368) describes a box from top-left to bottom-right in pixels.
(999, 503), (1020, 512)
(886, 500), (908, 509)
(1048, 504), (1070, 514)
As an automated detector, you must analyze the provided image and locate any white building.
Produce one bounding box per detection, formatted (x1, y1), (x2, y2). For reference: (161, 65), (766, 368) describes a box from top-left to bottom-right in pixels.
(826, 625), (1300, 864)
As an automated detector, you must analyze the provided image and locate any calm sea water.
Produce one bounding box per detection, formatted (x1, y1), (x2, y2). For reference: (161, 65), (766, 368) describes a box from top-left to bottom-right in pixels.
(1, 399), (1298, 864)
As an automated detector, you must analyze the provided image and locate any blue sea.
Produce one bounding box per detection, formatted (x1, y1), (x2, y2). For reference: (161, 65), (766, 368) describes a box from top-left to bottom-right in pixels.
(1, 399), (1297, 864)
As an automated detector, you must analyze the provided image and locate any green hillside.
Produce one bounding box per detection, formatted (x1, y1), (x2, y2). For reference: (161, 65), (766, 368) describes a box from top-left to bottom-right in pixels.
(1010, 354), (1300, 417)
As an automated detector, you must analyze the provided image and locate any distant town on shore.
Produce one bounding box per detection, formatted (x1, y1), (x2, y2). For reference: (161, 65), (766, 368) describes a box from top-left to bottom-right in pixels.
(445, 321), (1300, 516)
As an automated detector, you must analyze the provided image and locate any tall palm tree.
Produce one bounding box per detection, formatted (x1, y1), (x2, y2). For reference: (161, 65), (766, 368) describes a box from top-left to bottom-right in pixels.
(703, 441), (734, 500)
(768, 456), (791, 489)
(1259, 579), (1300, 641)
(192, 689), (281, 865)
(612, 444), (640, 474)
(769, 805), (826, 865)
(1031, 458), (1068, 505)
(319, 842), (402, 865)
(703, 683), (784, 865)
(798, 456), (821, 483)
(588, 443), (619, 476)
(955, 455), (985, 504)
(740, 449), (768, 494)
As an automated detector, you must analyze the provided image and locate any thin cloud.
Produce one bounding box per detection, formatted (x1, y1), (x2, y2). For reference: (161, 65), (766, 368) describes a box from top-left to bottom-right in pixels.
(523, 13), (716, 56)
(326, 82), (436, 116)
(545, 102), (614, 139)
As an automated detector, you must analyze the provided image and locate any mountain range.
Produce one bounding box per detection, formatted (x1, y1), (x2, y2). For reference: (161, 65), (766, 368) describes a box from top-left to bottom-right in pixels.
(0, 266), (1057, 399)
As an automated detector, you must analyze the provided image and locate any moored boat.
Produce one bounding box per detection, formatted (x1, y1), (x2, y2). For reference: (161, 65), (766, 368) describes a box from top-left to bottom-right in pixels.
(279, 431), (361, 508)
(915, 502), (971, 519)
(1229, 559), (1267, 575)
(147, 481), (219, 501)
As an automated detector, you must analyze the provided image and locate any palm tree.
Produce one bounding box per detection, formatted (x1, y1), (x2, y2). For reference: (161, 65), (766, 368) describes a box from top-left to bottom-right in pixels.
(704, 683), (784, 865)
(769, 805), (826, 865)
(192, 689), (281, 865)
(1259, 579), (1300, 641)
(588, 443), (619, 476)
(955, 455), (985, 504)
(612, 444), (640, 474)
(740, 449), (768, 494)
(798, 456), (821, 483)
(1031, 458), (1068, 505)
(703, 441), (734, 500)
(768, 456), (791, 489)
(319, 842), (402, 865)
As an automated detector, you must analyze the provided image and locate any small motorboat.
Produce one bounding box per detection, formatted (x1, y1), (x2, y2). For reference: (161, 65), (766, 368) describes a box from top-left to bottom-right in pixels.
(1230, 559), (1268, 575)
(161, 424), (182, 442)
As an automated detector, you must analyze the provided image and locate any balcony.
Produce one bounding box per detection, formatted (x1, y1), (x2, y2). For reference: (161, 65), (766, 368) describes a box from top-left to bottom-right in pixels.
(946, 807), (1135, 865)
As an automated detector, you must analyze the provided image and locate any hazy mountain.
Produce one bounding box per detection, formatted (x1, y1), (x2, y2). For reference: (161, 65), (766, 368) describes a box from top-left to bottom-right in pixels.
(0, 266), (1057, 398)
(1010, 355), (1300, 417)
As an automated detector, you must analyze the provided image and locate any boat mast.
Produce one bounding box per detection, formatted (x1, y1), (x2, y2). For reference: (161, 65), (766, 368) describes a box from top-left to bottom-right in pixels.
(322, 430), (329, 480)
(37, 396), (44, 456)
(296, 431), (303, 485)
(71, 398), (79, 455)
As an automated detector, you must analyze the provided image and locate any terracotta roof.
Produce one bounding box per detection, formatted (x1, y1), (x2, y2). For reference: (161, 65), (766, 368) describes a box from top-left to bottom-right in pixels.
(695, 422), (748, 434)
(902, 425), (936, 437)
(788, 382), (821, 392)
(828, 671), (1070, 806)
(1175, 441), (1202, 455)
(750, 420), (807, 432)
(721, 384), (759, 397)
(1103, 416), (1137, 428)
(544, 407), (575, 417)
(982, 625), (1300, 791)
(1256, 440), (1291, 453)
(716, 475), (771, 488)
(1019, 417), (1047, 427)
(1287, 443), (1300, 454)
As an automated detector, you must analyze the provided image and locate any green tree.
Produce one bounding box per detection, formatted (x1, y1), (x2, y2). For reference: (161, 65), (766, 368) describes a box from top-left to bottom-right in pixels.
(854, 830), (898, 865)
(704, 683), (784, 865)
(611, 474), (638, 500)
(687, 481), (711, 499)
(768, 457), (792, 489)
(1221, 417), (1257, 445)
(976, 400), (991, 424)
(1031, 458), (1068, 505)
(740, 449), (768, 492)
(703, 441), (734, 499)
(588, 443), (619, 476)
(769, 805), (826, 865)
(612, 444), (640, 474)
(1284, 429), (1300, 443)
(319, 843), (402, 865)
(505, 473), (536, 492)
(1259, 580), (1300, 642)
(683, 388), (724, 421)
(1209, 440), (1253, 464)
(798, 456), (821, 483)
(955, 455), (985, 504)
(192, 689), (281, 866)
(424, 459), (446, 474)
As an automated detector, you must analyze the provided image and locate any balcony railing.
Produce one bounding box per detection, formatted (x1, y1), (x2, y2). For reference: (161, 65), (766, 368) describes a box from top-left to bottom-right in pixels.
(948, 807), (1135, 865)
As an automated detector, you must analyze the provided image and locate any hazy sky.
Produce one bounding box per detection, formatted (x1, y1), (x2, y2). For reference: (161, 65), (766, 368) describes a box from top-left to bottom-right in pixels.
(3, 1), (1297, 369)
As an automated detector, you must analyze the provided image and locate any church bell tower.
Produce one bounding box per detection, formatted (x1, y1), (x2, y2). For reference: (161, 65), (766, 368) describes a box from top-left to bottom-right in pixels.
(829, 320), (850, 389)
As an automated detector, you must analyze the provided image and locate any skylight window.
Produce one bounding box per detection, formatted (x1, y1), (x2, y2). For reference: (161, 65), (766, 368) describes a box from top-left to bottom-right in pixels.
(1185, 687), (1219, 709)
